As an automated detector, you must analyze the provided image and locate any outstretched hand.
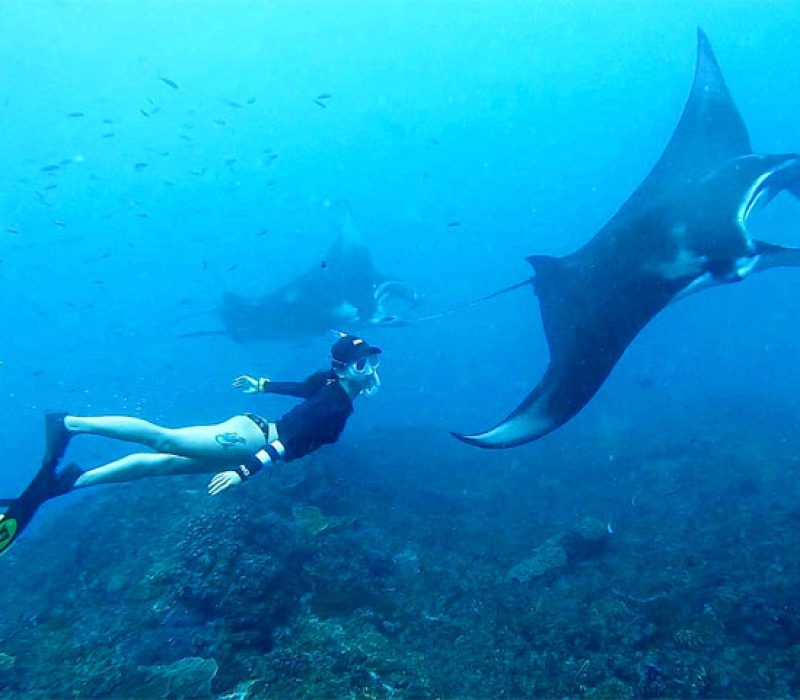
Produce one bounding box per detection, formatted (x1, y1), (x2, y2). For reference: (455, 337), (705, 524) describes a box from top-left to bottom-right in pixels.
(233, 375), (262, 393)
(208, 470), (243, 495)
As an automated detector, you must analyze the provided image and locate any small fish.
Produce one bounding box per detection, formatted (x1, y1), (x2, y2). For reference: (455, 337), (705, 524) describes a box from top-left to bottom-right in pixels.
(447, 221), (460, 227)
(212, 118), (227, 126)
(246, 96), (256, 105)
(313, 99), (327, 108)
(140, 109), (150, 117)
(67, 111), (84, 118)
(6, 226), (19, 234)
(316, 93), (331, 100)
(257, 228), (268, 237)
(224, 158), (237, 165)
(134, 162), (148, 171)
(93, 279), (105, 285)
(53, 220), (66, 227)
(320, 260), (328, 269)
(102, 118), (114, 125)
(268, 153), (278, 162)
(102, 132), (115, 138)
(146, 97), (155, 106)
(44, 184), (58, 191)
(60, 159), (72, 166)
(160, 76), (179, 90)
(226, 100), (242, 108)
(40, 164), (60, 172)
(179, 134), (192, 141)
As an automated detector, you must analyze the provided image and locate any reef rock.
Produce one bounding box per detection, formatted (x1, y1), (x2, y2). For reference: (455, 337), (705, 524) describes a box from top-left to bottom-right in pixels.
(508, 540), (568, 582)
(561, 516), (610, 560)
(134, 656), (218, 699)
(292, 504), (346, 536)
(509, 516), (610, 583)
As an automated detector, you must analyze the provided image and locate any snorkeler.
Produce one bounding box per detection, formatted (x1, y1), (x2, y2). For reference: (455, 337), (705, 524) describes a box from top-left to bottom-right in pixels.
(0, 334), (382, 556)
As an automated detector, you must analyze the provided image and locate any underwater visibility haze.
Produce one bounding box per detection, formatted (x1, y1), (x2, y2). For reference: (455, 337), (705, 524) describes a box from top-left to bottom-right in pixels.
(2, 0), (800, 697)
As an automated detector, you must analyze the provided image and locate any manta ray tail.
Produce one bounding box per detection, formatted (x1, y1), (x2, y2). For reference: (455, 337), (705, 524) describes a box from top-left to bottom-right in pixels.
(178, 330), (227, 339)
(753, 240), (800, 273)
(409, 278), (533, 324)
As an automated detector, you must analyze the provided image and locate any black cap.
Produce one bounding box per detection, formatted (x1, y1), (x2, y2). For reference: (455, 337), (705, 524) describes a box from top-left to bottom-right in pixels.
(330, 335), (382, 368)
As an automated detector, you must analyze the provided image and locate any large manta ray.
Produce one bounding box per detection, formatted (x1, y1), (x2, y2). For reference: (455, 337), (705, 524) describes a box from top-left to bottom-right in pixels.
(454, 30), (800, 449)
(218, 206), (418, 342)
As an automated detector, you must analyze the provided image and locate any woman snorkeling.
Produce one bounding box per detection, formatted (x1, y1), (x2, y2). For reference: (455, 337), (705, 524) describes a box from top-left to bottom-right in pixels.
(0, 334), (382, 556)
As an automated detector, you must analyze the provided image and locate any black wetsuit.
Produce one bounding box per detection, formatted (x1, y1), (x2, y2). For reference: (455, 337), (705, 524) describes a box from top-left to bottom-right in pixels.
(258, 370), (354, 462)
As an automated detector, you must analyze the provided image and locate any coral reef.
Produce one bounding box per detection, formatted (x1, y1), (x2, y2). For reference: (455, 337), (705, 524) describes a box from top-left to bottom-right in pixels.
(1, 417), (800, 697)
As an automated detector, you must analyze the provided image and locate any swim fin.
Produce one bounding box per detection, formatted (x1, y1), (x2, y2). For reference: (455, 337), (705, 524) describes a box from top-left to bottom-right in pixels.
(0, 514), (17, 556)
(0, 413), (80, 558)
(0, 461), (83, 557)
(0, 462), (52, 557)
(43, 412), (71, 469)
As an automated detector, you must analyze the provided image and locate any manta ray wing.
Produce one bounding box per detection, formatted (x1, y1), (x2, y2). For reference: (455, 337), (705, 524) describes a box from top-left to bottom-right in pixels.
(453, 30), (767, 449)
(454, 250), (688, 448)
(610, 29), (751, 227)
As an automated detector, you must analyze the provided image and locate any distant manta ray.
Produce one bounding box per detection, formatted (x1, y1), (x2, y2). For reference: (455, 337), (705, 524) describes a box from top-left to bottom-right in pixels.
(454, 30), (800, 449)
(185, 204), (418, 342)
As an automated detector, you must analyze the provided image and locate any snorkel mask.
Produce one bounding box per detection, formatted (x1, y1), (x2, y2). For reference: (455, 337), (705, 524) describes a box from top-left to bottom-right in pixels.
(338, 354), (381, 397)
(330, 333), (382, 398)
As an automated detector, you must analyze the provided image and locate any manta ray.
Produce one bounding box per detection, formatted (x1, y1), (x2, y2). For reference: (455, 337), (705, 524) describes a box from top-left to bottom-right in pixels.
(196, 205), (418, 342)
(454, 30), (800, 449)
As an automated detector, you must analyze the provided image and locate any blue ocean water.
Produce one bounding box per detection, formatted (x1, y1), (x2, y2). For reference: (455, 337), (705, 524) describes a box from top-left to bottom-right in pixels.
(2, 1), (800, 696)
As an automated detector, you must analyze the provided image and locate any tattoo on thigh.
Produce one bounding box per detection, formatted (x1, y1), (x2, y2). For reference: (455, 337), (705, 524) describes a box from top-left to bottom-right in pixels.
(215, 432), (246, 448)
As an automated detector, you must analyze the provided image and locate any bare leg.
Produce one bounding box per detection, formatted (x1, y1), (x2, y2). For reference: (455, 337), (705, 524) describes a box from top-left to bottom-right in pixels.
(73, 453), (220, 489)
(64, 415), (265, 461)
